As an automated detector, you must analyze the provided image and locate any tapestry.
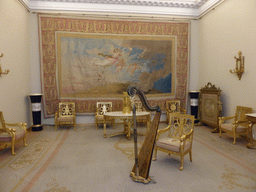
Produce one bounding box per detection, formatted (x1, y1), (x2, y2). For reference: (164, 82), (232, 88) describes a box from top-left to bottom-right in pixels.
(38, 14), (190, 117)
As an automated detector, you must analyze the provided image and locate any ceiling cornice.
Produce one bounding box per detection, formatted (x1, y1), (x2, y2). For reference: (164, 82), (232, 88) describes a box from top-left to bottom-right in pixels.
(18, 0), (225, 19)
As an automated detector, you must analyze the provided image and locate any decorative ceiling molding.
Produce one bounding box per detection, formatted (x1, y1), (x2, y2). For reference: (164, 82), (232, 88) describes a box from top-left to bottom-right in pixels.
(19, 0), (225, 18)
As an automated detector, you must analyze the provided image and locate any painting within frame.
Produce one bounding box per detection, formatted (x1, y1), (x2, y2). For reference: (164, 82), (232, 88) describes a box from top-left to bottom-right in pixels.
(57, 32), (176, 99)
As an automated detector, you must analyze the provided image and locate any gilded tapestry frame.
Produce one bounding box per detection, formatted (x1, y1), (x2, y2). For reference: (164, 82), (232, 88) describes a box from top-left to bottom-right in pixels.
(38, 14), (190, 117)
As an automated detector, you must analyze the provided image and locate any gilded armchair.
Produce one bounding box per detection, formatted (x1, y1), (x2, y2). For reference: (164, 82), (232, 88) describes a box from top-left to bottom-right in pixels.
(153, 113), (194, 170)
(55, 102), (76, 131)
(219, 106), (252, 144)
(95, 102), (115, 130)
(0, 111), (28, 155)
(166, 100), (186, 124)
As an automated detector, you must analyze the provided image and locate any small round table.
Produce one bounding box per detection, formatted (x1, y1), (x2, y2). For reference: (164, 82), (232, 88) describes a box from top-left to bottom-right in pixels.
(103, 111), (151, 140)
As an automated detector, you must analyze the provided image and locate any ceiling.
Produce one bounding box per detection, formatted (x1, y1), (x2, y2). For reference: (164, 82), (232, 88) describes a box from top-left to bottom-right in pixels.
(19, 0), (225, 19)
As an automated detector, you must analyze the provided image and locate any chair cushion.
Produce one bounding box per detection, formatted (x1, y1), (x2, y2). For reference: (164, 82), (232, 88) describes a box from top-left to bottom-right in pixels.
(0, 129), (26, 142)
(156, 137), (191, 153)
(57, 117), (74, 122)
(220, 123), (247, 132)
(97, 116), (104, 121)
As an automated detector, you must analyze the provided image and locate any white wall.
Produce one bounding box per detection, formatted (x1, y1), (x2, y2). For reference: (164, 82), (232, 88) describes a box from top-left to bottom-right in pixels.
(0, 0), (32, 124)
(189, 20), (200, 92)
(198, 0), (256, 116)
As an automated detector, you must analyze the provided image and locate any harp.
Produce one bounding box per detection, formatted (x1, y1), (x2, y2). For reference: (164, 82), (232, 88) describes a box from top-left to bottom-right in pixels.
(127, 85), (161, 184)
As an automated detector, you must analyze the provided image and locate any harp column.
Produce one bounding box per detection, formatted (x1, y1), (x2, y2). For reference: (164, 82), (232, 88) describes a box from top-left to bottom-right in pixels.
(29, 93), (43, 131)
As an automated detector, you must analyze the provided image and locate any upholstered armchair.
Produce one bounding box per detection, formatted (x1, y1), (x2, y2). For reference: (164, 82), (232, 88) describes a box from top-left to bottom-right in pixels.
(55, 102), (76, 131)
(219, 106), (252, 144)
(95, 102), (115, 130)
(153, 113), (194, 170)
(166, 100), (186, 124)
(0, 111), (28, 155)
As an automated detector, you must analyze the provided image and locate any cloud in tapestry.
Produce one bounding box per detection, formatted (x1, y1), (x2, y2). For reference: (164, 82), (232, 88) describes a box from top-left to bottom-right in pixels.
(58, 33), (174, 98)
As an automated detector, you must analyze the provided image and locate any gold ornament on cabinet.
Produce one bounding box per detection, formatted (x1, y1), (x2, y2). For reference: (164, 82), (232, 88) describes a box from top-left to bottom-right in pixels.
(230, 51), (244, 80)
(0, 53), (10, 75)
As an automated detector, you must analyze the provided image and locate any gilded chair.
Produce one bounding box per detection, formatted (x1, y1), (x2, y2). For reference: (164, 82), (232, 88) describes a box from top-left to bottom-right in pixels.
(95, 102), (115, 130)
(55, 102), (76, 131)
(219, 106), (252, 144)
(0, 111), (28, 155)
(153, 113), (194, 170)
(134, 101), (150, 125)
(166, 100), (186, 124)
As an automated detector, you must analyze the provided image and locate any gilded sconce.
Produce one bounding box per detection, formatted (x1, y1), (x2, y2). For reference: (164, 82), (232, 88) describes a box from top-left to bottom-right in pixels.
(0, 53), (10, 75)
(230, 51), (244, 80)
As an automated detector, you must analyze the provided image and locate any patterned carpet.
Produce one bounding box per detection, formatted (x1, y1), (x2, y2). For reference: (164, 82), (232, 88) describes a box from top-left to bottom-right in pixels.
(0, 123), (255, 192)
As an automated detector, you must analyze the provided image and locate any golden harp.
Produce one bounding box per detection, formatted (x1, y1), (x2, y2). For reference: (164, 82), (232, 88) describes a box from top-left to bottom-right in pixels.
(127, 85), (161, 184)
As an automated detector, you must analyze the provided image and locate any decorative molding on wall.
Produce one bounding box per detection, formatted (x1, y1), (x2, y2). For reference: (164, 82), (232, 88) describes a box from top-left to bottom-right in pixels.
(20, 0), (225, 18)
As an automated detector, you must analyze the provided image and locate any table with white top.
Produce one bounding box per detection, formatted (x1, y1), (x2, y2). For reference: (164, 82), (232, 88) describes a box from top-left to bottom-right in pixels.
(103, 111), (151, 140)
(246, 113), (256, 149)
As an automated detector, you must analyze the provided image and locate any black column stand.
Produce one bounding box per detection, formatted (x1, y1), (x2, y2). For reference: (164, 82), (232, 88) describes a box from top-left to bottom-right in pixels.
(189, 91), (200, 124)
(29, 94), (43, 131)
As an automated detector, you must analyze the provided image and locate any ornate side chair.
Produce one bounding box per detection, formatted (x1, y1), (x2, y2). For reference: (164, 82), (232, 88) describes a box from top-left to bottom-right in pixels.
(134, 101), (150, 125)
(219, 106), (252, 144)
(55, 102), (76, 131)
(153, 113), (194, 171)
(166, 100), (186, 124)
(0, 111), (28, 155)
(95, 102), (115, 130)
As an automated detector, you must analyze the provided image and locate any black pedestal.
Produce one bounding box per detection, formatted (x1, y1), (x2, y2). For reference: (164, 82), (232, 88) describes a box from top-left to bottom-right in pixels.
(189, 91), (200, 123)
(29, 94), (43, 131)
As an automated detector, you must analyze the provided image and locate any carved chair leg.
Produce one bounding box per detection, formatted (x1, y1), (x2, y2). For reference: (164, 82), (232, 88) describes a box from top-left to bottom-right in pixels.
(23, 137), (28, 147)
(152, 147), (157, 161)
(219, 129), (222, 138)
(95, 121), (98, 130)
(189, 151), (192, 162)
(179, 156), (184, 171)
(11, 137), (16, 155)
(113, 120), (115, 129)
(11, 145), (16, 155)
(246, 130), (249, 142)
(233, 136), (236, 145)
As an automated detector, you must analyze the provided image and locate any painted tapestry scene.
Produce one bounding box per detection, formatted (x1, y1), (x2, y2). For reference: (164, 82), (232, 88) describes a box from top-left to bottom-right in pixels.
(58, 33), (175, 99)
(39, 15), (189, 116)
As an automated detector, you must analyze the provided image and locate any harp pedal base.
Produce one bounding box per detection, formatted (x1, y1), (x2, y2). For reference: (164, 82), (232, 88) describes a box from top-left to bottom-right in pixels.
(130, 172), (151, 184)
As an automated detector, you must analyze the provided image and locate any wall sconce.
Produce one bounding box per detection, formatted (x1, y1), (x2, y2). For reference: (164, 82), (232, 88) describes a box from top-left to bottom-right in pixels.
(0, 53), (10, 75)
(230, 51), (244, 80)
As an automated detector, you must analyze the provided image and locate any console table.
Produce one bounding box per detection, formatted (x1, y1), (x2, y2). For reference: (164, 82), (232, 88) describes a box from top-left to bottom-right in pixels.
(246, 113), (256, 149)
(103, 111), (151, 140)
